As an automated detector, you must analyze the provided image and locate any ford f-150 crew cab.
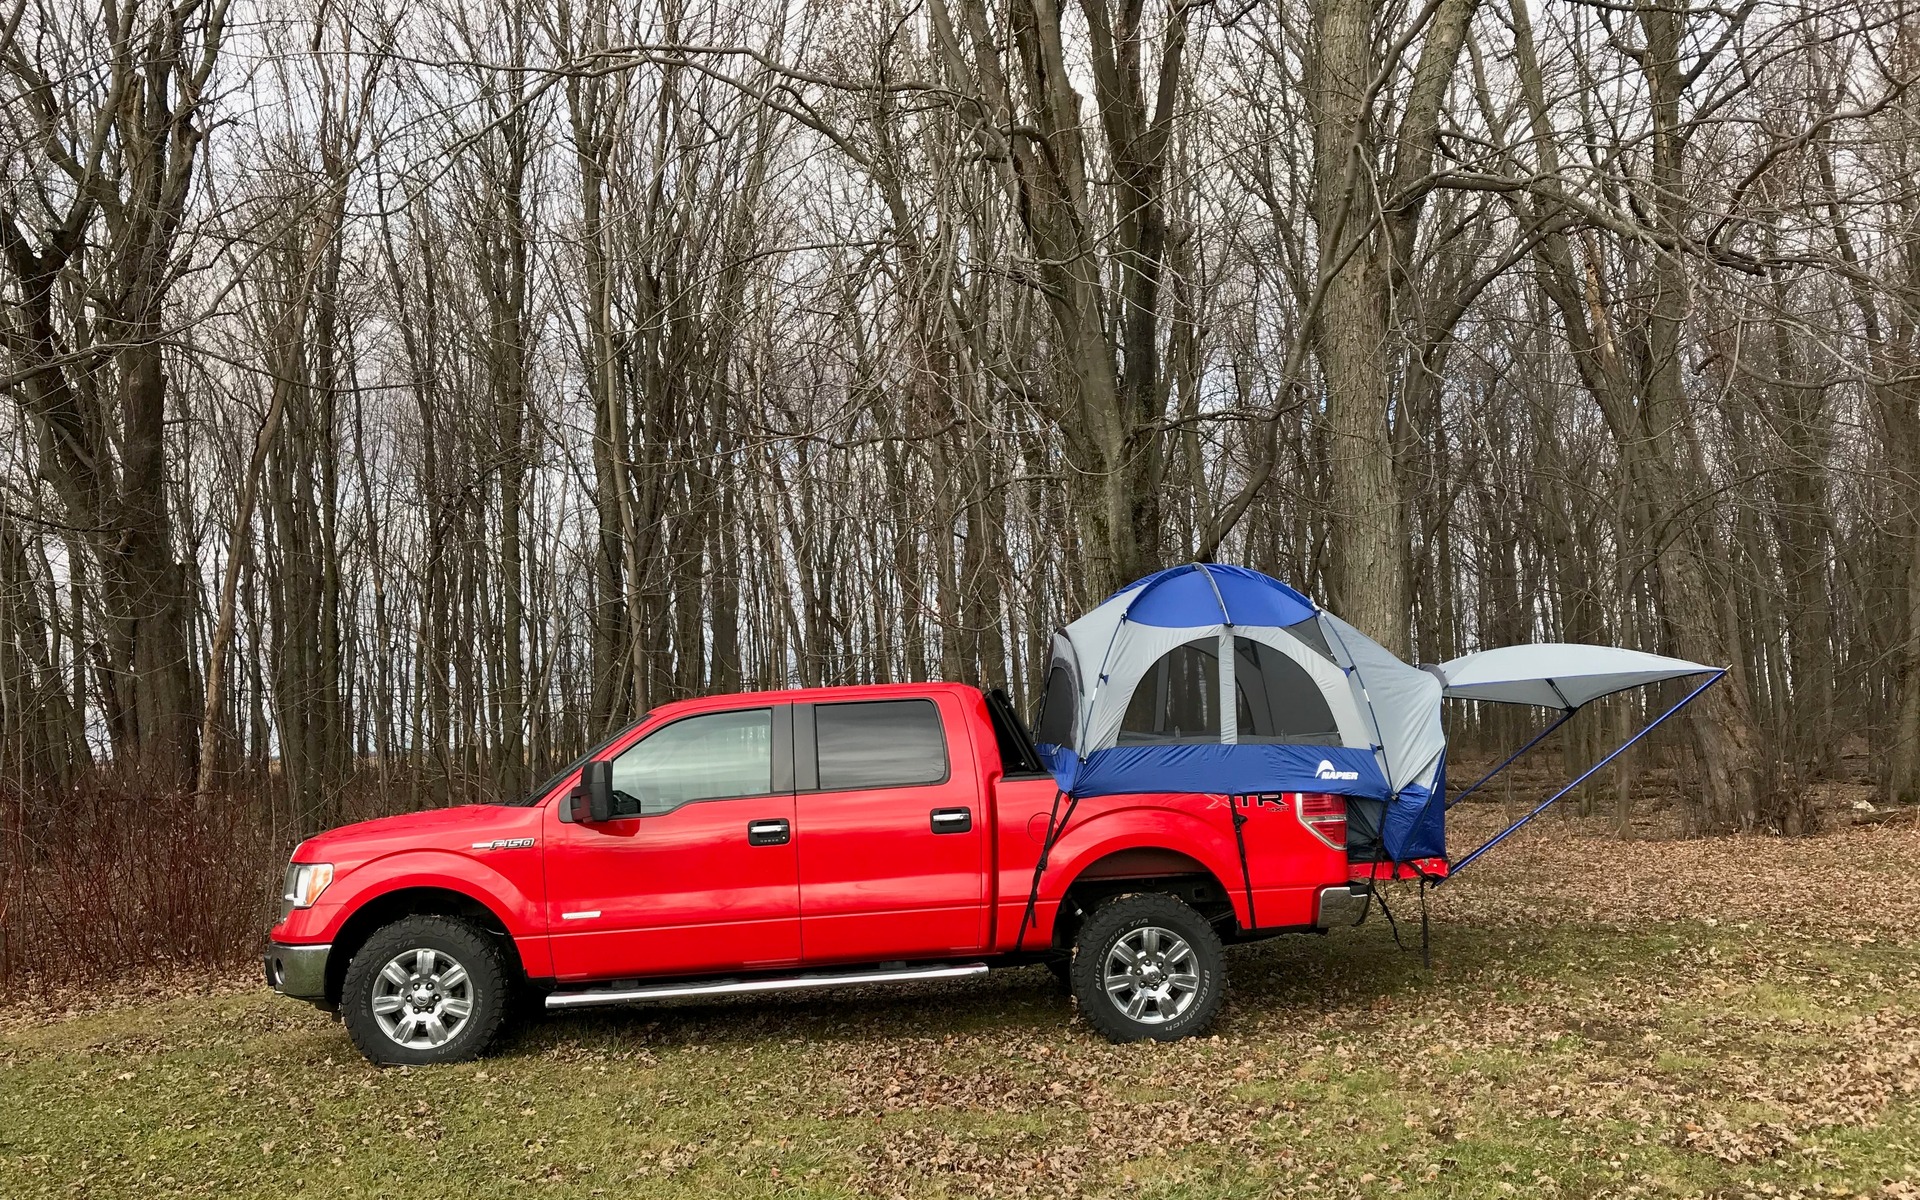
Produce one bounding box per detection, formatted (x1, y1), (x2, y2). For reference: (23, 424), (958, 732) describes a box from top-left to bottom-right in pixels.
(266, 682), (1388, 1065)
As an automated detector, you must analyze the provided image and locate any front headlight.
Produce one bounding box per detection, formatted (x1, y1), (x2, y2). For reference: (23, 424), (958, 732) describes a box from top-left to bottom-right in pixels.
(283, 862), (335, 909)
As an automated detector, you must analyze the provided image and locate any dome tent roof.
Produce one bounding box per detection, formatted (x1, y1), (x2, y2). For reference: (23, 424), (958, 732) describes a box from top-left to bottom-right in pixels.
(1099, 564), (1318, 628)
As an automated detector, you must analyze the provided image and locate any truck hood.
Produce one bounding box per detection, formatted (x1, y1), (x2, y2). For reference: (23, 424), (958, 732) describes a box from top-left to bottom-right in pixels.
(294, 804), (540, 865)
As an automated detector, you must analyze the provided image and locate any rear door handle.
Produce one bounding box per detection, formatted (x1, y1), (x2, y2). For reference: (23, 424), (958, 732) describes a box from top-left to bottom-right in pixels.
(747, 819), (790, 846)
(930, 808), (972, 834)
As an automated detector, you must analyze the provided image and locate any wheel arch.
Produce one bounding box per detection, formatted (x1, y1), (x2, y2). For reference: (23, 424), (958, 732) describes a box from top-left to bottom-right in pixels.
(324, 885), (522, 1007)
(1044, 811), (1247, 950)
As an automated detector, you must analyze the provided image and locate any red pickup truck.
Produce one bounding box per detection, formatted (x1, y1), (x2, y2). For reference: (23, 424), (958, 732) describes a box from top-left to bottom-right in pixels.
(266, 683), (1375, 1064)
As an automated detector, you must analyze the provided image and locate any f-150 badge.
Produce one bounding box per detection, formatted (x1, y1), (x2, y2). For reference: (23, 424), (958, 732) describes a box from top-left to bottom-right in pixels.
(470, 838), (535, 850)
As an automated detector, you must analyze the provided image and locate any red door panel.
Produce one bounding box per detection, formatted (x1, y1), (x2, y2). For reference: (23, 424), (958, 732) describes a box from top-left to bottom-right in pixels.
(542, 704), (800, 981)
(545, 796), (800, 980)
(795, 697), (986, 963)
(795, 787), (984, 961)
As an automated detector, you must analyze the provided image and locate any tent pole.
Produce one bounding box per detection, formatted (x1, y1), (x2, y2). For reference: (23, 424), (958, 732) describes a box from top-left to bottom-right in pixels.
(1446, 706), (1578, 810)
(1442, 670), (1726, 881)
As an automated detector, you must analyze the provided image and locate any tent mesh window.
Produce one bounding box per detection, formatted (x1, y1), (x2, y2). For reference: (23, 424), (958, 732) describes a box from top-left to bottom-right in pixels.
(1034, 664), (1077, 746)
(1118, 636), (1343, 746)
(1282, 618), (1335, 659)
(1119, 638), (1222, 743)
(1233, 637), (1340, 744)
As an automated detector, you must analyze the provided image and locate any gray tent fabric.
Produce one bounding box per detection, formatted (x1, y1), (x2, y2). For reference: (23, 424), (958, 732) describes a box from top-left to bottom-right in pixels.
(1437, 644), (1716, 710)
(1055, 599), (1374, 756)
(1316, 612), (1446, 795)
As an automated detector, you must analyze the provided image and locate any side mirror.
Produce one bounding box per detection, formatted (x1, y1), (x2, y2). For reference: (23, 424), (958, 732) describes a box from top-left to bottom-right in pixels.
(570, 760), (614, 823)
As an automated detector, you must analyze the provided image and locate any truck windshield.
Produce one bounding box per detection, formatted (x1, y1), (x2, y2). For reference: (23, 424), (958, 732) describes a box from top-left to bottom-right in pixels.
(508, 714), (651, 806)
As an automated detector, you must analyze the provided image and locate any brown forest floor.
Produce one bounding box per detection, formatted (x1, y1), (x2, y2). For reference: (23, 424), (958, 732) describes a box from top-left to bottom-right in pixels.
(4, 794), (1920, 1198)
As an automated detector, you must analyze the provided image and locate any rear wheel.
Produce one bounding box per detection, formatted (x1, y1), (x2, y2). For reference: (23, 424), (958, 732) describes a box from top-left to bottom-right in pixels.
(341, 916), (511, 1065)
(1070, 893), (1225, 1042)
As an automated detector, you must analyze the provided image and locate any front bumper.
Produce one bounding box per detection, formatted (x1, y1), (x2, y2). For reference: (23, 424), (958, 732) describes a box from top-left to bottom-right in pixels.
(264, 941), (332, 1004)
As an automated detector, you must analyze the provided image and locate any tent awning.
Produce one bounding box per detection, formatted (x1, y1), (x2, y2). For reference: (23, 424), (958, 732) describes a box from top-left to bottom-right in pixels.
(1436, 644), (1717, 710)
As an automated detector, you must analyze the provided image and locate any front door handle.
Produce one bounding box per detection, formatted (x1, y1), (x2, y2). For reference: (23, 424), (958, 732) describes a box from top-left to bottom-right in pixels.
(930, 808), (972, 834)
(747, 819), (790, 846)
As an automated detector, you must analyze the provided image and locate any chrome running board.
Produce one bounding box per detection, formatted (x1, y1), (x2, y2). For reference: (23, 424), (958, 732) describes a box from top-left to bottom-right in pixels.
(544, 962), (990, 1010)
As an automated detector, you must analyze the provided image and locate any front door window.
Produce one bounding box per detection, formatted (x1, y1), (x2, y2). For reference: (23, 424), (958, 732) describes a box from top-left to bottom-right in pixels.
(608, 708), (773, 817)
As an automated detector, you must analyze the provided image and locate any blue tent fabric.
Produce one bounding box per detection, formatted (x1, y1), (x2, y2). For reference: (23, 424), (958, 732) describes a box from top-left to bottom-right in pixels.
(1057, 743), (1389, 802)
(1041, 740), (1446, 861)
(1110, 564), (1318, 629)
(1382, 756), (1447, 861)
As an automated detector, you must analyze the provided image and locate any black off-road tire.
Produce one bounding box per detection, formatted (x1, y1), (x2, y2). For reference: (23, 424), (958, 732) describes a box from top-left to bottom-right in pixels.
(1070, 893), (1226, 1043)
(341, 915), (513, 1066)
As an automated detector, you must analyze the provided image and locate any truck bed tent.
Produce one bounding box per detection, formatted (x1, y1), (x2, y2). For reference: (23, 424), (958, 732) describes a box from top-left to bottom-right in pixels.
(1032, 564), (1449, 861)
(1032, 565), (1724, 871)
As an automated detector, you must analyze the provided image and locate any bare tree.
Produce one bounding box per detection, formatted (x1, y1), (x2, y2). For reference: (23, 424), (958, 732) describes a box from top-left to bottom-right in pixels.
(5, 0), (1918, 844)
(0, 0), (235, 785)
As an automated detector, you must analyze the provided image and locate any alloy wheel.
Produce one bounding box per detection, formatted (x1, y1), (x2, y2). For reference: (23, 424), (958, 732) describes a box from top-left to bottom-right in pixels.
(370, 946), (474, 1048)
(1101, 925), (1200, 1024)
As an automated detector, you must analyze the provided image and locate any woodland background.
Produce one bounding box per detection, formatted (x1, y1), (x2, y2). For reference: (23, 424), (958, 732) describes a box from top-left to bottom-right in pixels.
(2, 0), (1919, 983)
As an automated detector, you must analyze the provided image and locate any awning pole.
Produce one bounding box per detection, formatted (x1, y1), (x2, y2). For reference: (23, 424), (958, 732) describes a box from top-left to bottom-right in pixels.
(1446, 706), (1578, 810)
(1443, 670), (1725, 881)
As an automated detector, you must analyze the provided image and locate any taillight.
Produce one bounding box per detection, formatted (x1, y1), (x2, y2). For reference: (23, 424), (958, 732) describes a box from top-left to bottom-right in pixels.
(1297, 792), (1347, 850)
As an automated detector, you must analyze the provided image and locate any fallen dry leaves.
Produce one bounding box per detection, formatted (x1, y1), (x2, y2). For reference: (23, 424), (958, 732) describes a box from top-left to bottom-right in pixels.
(825, 812), (1920, 1197)
(8, 803), (1920, 1199)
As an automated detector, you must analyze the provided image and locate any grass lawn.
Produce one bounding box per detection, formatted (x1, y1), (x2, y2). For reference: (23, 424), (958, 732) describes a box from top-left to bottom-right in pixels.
(6, 814), (1920, 1198)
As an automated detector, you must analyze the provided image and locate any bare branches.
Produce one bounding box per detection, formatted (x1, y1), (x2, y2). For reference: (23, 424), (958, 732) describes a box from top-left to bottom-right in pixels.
(1, 0), (1917, 828)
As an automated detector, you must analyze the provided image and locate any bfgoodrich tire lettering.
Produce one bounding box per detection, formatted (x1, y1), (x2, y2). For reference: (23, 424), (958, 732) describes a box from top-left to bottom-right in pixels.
(1070, 893), (1225, 1043)
(341, 915), (511, 1065)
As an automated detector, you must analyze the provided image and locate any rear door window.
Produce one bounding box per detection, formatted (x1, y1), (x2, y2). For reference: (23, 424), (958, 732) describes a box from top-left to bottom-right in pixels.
(815, 699), (949, 790)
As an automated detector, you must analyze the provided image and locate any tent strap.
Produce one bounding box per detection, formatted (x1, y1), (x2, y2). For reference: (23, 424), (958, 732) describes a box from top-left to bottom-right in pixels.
(1230, 797), (1257, 929)
(1013, 788), (1079, 953)
(1442, 670), (1726, 881)
(1447, 706), (1578, 810)
(1420, 876), (1431, 970)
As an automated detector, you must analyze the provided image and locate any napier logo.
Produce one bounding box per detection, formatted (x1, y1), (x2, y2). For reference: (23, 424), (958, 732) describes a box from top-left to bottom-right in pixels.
(1315, 759), (1359, 782)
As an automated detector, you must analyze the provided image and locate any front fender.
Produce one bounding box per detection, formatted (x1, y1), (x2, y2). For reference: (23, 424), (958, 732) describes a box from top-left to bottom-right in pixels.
(300, 848), (544, 943)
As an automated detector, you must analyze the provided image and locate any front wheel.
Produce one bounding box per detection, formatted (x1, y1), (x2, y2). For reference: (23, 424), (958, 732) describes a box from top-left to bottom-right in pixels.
(1070, 893), (1225, 1042)
(341, 915), (512, 1065)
